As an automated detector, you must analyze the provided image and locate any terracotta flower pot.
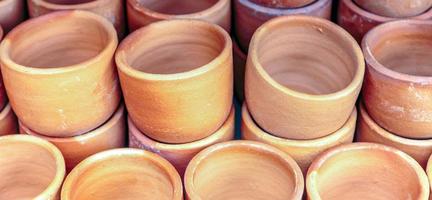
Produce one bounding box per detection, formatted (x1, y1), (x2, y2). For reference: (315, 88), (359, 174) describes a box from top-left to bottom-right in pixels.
(20, 104), (126, 172)
(61, 148), (183, 200)
(0, 135), (65, 200)
(0, 0), (26, 33)
(184, 140), (304, 200)
(307, 143), (430, 199)
(233, 37), (247, 101)
(27, 0), (126, 38)
(0, 104), (18, 136)
(362, 20), (432, 139)
(245, 16), (364, 140)
(0, 11), (121, 137)
(116, 19), (232, 144)
(234, 0), (332, 52)
(354, 0), (432, 18)
(129, 105), (235, 177)
(241, 103), (356, 174)
(127, 0), (231, 32)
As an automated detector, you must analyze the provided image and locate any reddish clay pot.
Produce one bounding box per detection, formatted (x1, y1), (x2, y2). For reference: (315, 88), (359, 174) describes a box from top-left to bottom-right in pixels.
(245, 16), (364, 140)
(0, 135), (65, 200)
(184, 140), (304, 200)
(0, 104), (18, 136)
(249, 0), (316, 8)
(233, 38), (247, 101)
(116, 20), (233, 144)
(0, 26), (6, 111)
(354, 0), (432, 18)
(307, 143), (430, 199)
(28, 0), (126, 38)
(127, 0), (231, 32)
(234, 0), (332, 52)
(61, 148), (183, 200)
(20, 104), (126, 172)
(0, 0), (26, 33)
(0, 11), (121, 137)
(362, 20), (432, 139)
(242, 103), (356, 174)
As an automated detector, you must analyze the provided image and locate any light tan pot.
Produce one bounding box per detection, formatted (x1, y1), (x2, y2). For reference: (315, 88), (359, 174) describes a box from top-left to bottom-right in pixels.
(127, 0), (231, 32)
(0, 0), (26, 33)
(0, 104), (18, 136)
(0, 135), (65, 200)
(184, 140), (304, 200)
(242, 103), (356, 174)
(354, 0), (432, 18)
(245, 15), (364, 140)
(61, 148), (183, 200)
(307, 143), (429, 200)
(0, 10), (121, 137)
(116, 19), (233, 144)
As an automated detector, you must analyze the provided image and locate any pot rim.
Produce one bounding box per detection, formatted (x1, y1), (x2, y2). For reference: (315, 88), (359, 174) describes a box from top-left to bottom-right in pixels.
(61, 148), (183, 199)
(0, 103), (13, 122)
(0, 134), (66, 199)
(0, 10), (118, 75)
(306, 142), (430, 199)
(30, 0), (112, 10)
(238, 0), (330, 15)
(116, 19), (231, 81)
(184, 140), (304, 199)
(248, 15), (364, 101)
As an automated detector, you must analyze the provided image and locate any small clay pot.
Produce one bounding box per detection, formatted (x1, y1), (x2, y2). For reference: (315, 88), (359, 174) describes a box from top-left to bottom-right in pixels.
(184, 140), (304, 200)
(245, 16), (364, 140)
(28, 0), (126, 38)
(0, 135), (65, 200)
(362, 20), (432, 139)
(61, 148), (183, 200)
(234, 0), (332, 52)
(0, 0), (26, 33)
(307, 143), (430, 199)
(20, 104), (126, 172)
(249, 0), (316, 8)
(354, 0), (432, 18)
(242, 103), (356, 174)
(0, 11), (121, 137)
(0, 104), (18, 136)
(116, 19), (232, 144)
(129, 105), (235, 177)
(127, 0), (231, 32)
(233, 37), (247, 101)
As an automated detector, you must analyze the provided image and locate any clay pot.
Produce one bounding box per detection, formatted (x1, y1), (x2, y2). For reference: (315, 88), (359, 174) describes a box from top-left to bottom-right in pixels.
(354, 0), (432, 18)
(249, 0), (316, 8)
(184, 140), (304, 200)
(234, 0), (332, 52)
(116, 19), (232, 144)
(307, 143), (430, 199)
(61, 148), (183, 200)
(0, 135), (65, 200)
(245, 16), (364, 140)
(127, 0), (231, 32)
(0, 0), (26, 33)
(427, 155), (432, 197)
(20, 104), (126, 172)
(0, 104), (18, 136)
(129, 105), (235, 177)
(0, 11), (121, 137)
(0, 26), (6, 112)
(233, 38), (247, 101)
(242, 103), (356, 174)
(362, 20), (432, 139)
(27, 0), (126, 38)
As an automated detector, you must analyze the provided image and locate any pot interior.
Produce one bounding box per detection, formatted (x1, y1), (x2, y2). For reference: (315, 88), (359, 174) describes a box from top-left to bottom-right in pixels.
(135, 0), (219, 15)
(42, 0), (96, 5)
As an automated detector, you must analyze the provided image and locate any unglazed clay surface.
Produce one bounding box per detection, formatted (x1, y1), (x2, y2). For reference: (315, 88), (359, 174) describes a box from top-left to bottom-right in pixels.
(249, 0), (315, 8)
(134, 0), (218, 14)
(43, 0), (95, 4)
(354, 0), (432, 18)
(0, 104), (18, 136)
(0, 0), (26, 33)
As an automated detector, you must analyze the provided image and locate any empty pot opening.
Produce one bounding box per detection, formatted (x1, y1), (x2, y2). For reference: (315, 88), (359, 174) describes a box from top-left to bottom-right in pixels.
(256, 21), (358, 95)
(313, 150), (422, 200)
(0, 142), (57, 200)
(42, 0), (96, 5)
(192, 148), (298, 200)
(8, 14), (111, 68)
(136, 0), (219, 15)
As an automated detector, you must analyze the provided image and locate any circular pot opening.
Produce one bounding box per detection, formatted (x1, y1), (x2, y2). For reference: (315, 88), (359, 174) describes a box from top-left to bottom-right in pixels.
(41, 0), (96, 5)
(134, 0), (219, 15)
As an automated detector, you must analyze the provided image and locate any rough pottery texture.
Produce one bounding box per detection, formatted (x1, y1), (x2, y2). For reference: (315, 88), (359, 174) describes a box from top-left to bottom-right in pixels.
(245, 16), (364, 140)
(0, 11), (121, 137)
(249, 0), (316, 8)
(116, 20), (233, 144)
(354, 0), (432, 18)
(61, 148), (183, 200)
(0, 104), (18, 136)
(127, 0), (231, 32)
(0, 0), (26, 33)
(0, 135), (65, 200)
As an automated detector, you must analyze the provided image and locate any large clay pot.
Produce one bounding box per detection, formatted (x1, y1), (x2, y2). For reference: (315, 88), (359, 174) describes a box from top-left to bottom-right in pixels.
(27, 0), (126, 38)
(242, 103), (356, 174)
(0, 104), (18, 136)
(362, 20), (432, 139)
(354, 0), (432, 18)
(233, 38), (247, 101)
(245, 16), (364, 140)
(234, 0), (332, 52)
(116, 19), (232, 144)
(307, 143), (429, 200)
(61, 148), (183, 200)
(127, 0), (231, 32)
(20, 104), (126, 172)
(0, 135), (65, 200)
(0, 11), (121, 137)
(184, 140), (304, 200)
(0, 0), (26, 33)
(249, 0), (316, 8)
